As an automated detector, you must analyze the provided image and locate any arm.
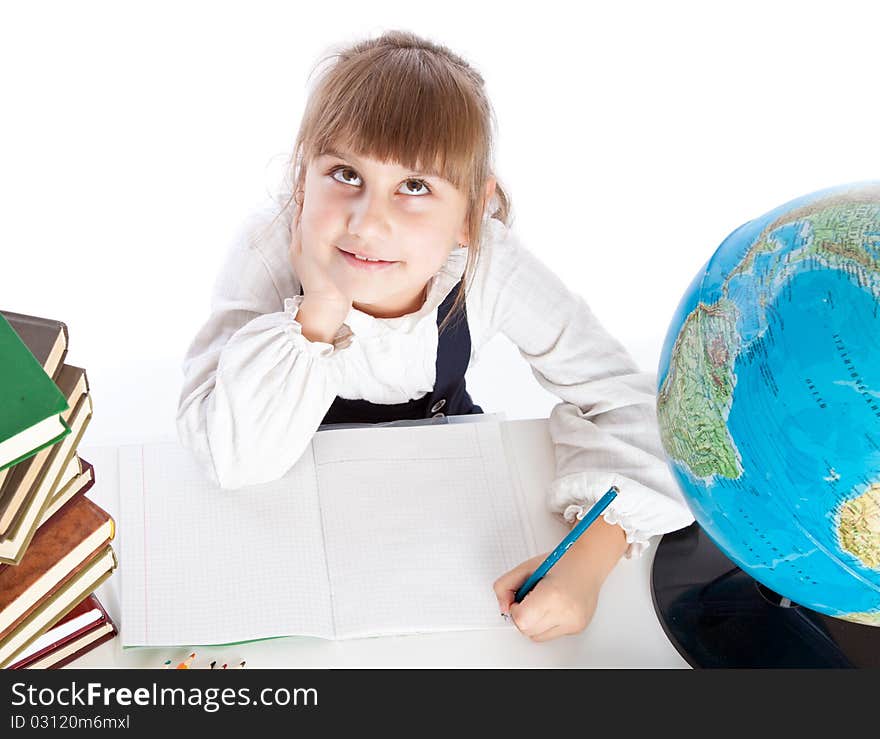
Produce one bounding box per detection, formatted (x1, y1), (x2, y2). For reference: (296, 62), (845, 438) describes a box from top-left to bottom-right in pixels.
(176, 205), (351, 489)
(480, 223), (693, 639)
(475, 223), (694, 557)
(565, 514), (629, 585)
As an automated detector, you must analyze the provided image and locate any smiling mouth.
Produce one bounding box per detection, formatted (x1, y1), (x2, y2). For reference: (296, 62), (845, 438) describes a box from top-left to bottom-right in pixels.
(336, 247), (400, 268)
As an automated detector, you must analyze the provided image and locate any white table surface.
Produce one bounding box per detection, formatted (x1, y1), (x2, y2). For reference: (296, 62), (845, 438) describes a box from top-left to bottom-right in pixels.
(70, 417), (689, 669)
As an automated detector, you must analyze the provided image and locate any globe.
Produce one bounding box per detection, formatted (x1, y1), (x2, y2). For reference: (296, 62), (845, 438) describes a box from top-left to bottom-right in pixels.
(657, 181), (880, 627)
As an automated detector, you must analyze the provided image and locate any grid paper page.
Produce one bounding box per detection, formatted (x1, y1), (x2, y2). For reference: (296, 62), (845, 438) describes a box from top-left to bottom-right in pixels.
(314, 421), (537, 639)
(119, 442), (333, 646)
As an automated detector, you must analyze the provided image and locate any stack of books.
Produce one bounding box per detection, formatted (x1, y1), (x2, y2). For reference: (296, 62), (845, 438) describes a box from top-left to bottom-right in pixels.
(0, 310), (117, 668)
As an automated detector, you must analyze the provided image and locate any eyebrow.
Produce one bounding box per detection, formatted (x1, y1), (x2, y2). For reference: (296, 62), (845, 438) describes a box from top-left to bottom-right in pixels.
(320, 148), (445, 181)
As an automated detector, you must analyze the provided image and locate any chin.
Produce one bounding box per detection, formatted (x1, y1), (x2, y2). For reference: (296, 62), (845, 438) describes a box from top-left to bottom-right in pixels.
(351, 287), (392, 305)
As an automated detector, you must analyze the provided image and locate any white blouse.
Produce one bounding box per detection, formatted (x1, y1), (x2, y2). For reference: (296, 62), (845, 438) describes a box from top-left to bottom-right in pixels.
(176, 199), (695, 559)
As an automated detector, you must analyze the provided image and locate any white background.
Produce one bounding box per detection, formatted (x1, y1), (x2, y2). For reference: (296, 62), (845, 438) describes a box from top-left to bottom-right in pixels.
(3, 0), (880, 445)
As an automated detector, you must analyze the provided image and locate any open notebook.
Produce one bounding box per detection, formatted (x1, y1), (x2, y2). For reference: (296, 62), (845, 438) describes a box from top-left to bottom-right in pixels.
(119, 419), (537, 646)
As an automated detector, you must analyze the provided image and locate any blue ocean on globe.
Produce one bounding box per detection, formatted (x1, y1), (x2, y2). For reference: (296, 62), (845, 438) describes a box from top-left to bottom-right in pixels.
(657, 182), (880, 625)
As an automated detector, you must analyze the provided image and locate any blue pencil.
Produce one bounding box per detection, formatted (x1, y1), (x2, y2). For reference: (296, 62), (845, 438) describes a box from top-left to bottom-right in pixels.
(514, 486), (619, 604)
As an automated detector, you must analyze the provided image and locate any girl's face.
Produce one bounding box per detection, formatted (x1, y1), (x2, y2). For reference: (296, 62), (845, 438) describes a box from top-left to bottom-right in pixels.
(300, 147), (483, 318)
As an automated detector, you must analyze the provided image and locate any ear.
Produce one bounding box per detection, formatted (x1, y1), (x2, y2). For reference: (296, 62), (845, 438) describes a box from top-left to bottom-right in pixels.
(456, 177), (497, 246)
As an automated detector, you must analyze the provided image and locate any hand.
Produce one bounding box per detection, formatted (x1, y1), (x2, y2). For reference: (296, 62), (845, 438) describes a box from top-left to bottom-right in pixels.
(288, 200), (352, 318)
(288, 193), (353, 339)
(493, 551), (601, 642)
(495, 515), (628, 642)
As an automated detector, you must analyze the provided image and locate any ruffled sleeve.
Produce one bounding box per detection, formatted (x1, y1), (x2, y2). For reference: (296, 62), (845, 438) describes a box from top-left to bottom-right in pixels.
(176, 204), (352, 490)
(547, 401), (696, 559)
(470, 221), (695, 558)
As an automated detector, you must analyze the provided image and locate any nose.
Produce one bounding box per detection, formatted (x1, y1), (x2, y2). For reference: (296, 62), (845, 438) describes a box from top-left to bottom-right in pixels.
(347, 190), (391, 243)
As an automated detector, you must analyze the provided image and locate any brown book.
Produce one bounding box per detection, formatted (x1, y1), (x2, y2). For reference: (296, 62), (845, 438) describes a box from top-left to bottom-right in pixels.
(0, 495), (115, 664)
(0, 312), (68, 491)
(0, 367), (92, 562)
(0, 544), (116, 668)
(7, 593), (117, 669)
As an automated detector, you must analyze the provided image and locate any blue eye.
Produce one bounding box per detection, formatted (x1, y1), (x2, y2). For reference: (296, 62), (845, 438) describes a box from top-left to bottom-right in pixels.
(329, 166), (431, 196)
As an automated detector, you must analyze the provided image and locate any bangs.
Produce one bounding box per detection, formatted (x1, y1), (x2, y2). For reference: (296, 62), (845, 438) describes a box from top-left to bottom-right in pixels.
(304, 50), (488, 190)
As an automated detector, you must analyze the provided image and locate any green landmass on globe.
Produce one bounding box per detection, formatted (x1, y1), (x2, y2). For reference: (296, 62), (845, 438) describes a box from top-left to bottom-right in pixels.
(655, 298), (741, 480)
(656, 183), (880, 626)
(843, 611), (880, 626)
(837, 482), (880, 570)
(659, 187), (880, 485)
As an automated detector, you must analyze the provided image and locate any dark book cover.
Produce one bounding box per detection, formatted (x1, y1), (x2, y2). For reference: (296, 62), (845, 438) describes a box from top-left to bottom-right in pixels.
(7, 593), (117, 669)
(0, 310), (69, 380)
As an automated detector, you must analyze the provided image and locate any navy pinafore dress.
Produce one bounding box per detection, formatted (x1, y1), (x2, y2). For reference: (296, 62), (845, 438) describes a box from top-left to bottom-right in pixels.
(298, 280), (483, 425)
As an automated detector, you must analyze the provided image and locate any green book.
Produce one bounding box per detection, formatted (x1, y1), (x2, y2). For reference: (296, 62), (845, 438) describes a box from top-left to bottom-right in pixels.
(0, 314), (70, 471)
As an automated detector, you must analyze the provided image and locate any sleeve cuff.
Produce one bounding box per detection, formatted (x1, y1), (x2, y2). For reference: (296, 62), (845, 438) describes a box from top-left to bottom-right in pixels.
(549, 471), (696, 560)
(283, 296), (354, 357)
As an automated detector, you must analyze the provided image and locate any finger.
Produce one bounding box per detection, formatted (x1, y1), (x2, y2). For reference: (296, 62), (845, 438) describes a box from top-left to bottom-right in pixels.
(510, 602), (552, 637)
(493, 553), (547, 599)
(493, 558), (541, 613)
(529, 624), (566, 643)
(497, 588), (517, 615)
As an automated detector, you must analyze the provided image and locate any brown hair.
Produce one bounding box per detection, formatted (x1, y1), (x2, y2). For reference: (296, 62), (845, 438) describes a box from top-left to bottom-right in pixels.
(276, 29), (512, 334)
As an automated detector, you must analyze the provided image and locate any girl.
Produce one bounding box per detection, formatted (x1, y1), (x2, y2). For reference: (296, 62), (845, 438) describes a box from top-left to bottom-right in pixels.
(177, 30), (694, 643)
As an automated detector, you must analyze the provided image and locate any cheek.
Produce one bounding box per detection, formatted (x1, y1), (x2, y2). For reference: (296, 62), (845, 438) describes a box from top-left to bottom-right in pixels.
(406, 243), (455, 275)
(302, 175), (343, 226)
(394, 217), (453, 265)
(301, 201), (340, 245)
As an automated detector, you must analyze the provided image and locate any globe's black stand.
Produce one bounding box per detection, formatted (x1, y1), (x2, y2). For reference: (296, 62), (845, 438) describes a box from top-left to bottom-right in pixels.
(650, 522), (880, 668)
